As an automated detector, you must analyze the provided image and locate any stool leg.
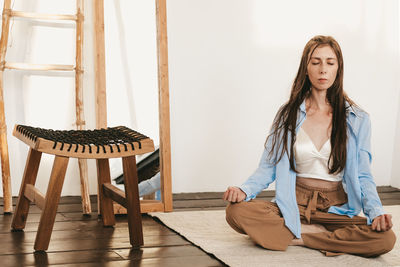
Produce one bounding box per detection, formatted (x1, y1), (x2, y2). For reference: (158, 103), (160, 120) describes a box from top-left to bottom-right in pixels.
(34, 156), (69, 251)
(12, 148), (42, 230)
(122, 156), (143, 247)
(78, 158), (91, 215)
(96, 159), (115, 226)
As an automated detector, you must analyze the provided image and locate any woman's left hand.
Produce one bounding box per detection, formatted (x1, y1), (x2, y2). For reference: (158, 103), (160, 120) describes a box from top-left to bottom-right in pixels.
(372, 214), (393, 232)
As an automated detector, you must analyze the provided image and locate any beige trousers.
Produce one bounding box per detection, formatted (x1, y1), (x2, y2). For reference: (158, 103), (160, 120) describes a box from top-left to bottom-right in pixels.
(226, 181), (396, 257)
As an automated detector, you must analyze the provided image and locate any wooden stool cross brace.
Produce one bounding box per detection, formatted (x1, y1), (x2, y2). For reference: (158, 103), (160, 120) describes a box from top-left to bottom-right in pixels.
(11, 125), (154, 251)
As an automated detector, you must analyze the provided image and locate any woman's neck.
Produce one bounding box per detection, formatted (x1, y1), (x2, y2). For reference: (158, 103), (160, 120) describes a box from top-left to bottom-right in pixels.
(306, 88), (331, 113)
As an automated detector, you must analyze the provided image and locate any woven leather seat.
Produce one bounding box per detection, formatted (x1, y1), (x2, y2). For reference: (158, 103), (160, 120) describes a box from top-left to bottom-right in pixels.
(11, 124), (154, 251)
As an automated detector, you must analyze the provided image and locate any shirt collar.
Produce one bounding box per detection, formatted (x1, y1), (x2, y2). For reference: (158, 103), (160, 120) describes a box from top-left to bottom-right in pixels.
(299, 99), (356, 116)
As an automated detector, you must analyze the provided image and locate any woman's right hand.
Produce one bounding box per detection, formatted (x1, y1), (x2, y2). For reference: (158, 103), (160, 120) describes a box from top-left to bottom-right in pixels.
(223, 186), (247, 203)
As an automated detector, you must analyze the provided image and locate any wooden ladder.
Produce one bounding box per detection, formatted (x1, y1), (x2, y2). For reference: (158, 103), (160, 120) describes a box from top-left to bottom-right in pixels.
(0, 0), (91, 214)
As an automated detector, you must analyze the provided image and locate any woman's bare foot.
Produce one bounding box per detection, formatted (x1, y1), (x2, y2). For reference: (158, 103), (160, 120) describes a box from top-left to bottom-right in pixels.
(288, 223), (329, 246)
(289, 238), (304, 246)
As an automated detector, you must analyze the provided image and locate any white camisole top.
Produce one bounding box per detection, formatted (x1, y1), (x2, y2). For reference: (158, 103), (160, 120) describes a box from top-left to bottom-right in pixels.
(294, 127), (343, 182)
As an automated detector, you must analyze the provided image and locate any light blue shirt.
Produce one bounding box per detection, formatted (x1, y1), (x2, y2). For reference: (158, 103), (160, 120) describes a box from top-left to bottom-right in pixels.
(240, 100), (385, 239)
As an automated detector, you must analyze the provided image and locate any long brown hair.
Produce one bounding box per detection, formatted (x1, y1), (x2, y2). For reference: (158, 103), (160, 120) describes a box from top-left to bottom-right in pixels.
(266, 35), (357, 174)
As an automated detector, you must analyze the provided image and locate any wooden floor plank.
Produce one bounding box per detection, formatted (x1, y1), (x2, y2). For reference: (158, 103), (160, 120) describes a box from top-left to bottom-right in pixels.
(0, 215), (164, 234)
(58, 255), (224, 267)
(378, 191), (400, 199)
(0, 250), (123, 267)
(0, 246), (224, 267)
(114, 245), (210, 260)
(0, 223), (173, 240)
(0, 235), (190, 255)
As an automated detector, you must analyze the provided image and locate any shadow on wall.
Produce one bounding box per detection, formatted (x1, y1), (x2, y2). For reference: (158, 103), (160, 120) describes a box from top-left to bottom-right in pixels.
(112, 0), (138, 130)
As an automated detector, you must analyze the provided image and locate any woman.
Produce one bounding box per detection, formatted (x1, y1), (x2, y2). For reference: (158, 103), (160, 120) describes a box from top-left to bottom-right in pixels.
(223, 35), (396, 257)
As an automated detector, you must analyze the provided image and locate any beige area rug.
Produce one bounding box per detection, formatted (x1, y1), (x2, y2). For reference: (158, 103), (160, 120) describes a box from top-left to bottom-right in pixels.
(150, 206), (400, 267)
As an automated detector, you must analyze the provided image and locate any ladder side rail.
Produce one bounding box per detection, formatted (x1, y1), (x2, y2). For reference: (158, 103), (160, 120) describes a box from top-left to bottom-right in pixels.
(75, 0), (91, 215)
(0, 0), (14, 213)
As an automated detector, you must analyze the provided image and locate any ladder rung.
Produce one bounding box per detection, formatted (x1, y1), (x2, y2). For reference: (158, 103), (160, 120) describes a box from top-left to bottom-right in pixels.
(4, 62), (75, 71)
(10, 11), (77, 21)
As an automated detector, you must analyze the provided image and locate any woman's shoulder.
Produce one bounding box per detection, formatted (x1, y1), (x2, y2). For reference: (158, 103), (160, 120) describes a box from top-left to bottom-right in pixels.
(347, 103), (369, 120)
(346, 104), (371, 137)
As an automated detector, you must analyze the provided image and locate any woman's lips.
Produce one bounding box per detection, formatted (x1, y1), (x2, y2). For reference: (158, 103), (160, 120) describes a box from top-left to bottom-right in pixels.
(318, 79), (328, 83)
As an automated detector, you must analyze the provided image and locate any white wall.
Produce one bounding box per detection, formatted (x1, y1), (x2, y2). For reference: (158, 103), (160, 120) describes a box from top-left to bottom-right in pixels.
(0, 0), (399, 197)
(167, 0), (400, 192)
(391, 1), (400, 189)
(393, 86), (400, 189)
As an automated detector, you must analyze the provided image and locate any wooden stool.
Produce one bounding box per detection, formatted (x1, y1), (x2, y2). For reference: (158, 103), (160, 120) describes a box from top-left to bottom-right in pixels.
(11, 124), (154, 251)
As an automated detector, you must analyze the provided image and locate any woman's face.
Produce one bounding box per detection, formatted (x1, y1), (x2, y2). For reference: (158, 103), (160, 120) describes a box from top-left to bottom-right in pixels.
(307, 45), (338, 91)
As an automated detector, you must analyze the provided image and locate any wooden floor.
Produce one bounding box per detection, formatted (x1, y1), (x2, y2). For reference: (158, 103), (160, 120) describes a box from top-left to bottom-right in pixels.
(0, 186), (399, 266)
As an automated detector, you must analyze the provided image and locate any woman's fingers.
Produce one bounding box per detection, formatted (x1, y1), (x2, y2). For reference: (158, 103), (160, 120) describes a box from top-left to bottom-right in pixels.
(228, 189), (234, 202)
(373, 214), (394, 232)
(224, 187), (231, 200)
(223, 187), (233, 201)
(374, 215), (382, 231)
(385, 214), (393, 230)
(238, 191), (245, 202)
(232, 191), (238, 202)
(223, 187), (245, 203)
(371, 219), (377, 230)
(380, 215), (386, 231)
(388, 215), (393, 229)
(222, 190), (228, 201)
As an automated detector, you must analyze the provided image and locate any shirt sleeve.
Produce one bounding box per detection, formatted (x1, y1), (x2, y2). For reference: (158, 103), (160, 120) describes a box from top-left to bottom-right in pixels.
(357, 114), (385, 224)
(239, 136), (277, 201)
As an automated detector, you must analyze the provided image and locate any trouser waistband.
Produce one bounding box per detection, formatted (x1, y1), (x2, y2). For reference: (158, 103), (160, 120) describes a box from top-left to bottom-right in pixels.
(296, 180), (348, 224)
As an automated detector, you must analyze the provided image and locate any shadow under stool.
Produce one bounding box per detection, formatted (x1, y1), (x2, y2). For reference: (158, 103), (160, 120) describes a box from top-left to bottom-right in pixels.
(11, 125), (154, 251)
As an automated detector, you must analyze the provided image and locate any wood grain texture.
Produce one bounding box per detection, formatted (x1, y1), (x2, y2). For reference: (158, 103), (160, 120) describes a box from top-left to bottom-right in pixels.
(113, 200), (165, 214)
(103, 183), (127, 207)
(34, 156), (69, 251)
(10, 11), (76, 21)
(122, 156), (144, 247)
(156, 0), (173, 212)
(0, 0), (13, 213)
(75, 0), (91, 215)
(104, 185), (165, 213)
(11, 148), (42, 229)
(92, 0), (107, 217)
(3, 62), (75, 71)
(24, 184), (45, 210)
(96, 159), (115, 226)
(93, 0), (107, 129)
(141, 201), (165, 213)
(0, 118), (11, 213)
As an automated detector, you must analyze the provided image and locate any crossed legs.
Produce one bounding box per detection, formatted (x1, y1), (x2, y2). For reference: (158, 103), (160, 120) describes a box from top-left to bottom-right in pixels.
(226, 200), (396, 257)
